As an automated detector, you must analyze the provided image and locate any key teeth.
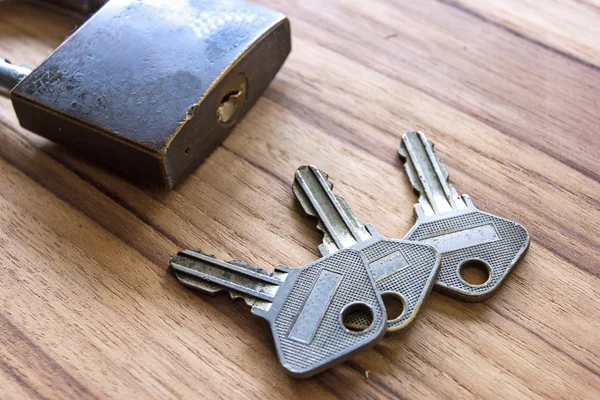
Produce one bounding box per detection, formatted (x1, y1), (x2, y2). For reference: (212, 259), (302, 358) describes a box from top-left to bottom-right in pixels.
(316, 221), (329, 239)
(292, 181), (318, 218)
(227, 291), (258, 307)
(397, 143), (407, 159)
(405, 166), (425, 198)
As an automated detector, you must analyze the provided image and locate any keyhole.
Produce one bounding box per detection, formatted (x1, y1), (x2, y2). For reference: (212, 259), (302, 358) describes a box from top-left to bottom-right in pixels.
(216, 78), (247, 126)
(217, 90), (242, 123)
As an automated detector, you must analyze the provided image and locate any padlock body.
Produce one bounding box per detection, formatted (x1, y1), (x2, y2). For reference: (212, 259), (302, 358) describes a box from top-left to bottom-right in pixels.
(11, 0), (290, 186)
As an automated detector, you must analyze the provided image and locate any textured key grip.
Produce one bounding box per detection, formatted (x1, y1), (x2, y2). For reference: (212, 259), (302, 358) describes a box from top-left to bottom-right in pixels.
(258, 249), (386, 377)
(405, 209), (530, 301)
(360, 239), (440, 332)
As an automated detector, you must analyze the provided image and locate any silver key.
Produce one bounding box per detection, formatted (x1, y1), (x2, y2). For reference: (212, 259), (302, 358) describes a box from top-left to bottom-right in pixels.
(293, 166), (440, 333)
(170, 248), (386, 377)
(398, 131), (530, 301)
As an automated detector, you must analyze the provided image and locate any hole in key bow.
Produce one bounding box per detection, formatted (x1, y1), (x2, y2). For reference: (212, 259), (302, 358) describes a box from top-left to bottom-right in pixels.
(459, 259), (491, 286)
(382, 292), (406, 321)
(341, 302), (374, 332)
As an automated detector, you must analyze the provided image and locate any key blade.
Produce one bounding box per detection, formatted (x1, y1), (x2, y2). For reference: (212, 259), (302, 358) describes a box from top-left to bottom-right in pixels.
(398, 131), (466, 216)
(293, 165), (371, 255)
(170, 250), (286, 305)
(171, 248), (386, 377)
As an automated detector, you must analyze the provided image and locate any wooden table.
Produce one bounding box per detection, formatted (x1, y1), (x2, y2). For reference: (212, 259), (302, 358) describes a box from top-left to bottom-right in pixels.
(1, 1), (598, 398)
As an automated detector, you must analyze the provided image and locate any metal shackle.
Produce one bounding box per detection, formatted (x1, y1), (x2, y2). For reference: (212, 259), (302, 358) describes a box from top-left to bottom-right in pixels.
(0, 0), (108, 96)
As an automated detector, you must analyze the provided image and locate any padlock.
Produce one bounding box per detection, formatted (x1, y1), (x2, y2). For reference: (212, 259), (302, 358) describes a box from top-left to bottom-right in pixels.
(0, 0), (291, 187)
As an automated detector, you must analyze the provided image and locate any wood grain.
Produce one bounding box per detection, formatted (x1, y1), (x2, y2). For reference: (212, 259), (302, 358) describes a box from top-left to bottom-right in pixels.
(446, 0), (600, 67)
(0, 1), (598, 398)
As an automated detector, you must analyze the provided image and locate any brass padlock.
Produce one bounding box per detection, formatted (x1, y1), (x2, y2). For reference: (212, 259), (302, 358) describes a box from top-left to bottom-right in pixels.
(0, 0), (291, 187)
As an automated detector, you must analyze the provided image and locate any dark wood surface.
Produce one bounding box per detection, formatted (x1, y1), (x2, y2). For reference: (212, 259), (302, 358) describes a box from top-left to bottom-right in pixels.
(0, 1), (598, 398)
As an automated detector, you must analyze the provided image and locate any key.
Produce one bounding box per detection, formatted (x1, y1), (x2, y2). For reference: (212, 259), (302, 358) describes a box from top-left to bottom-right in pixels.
(170, 248), (386, 378)
(293, 166), (441, 333)
(398, 131), (530, 301)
